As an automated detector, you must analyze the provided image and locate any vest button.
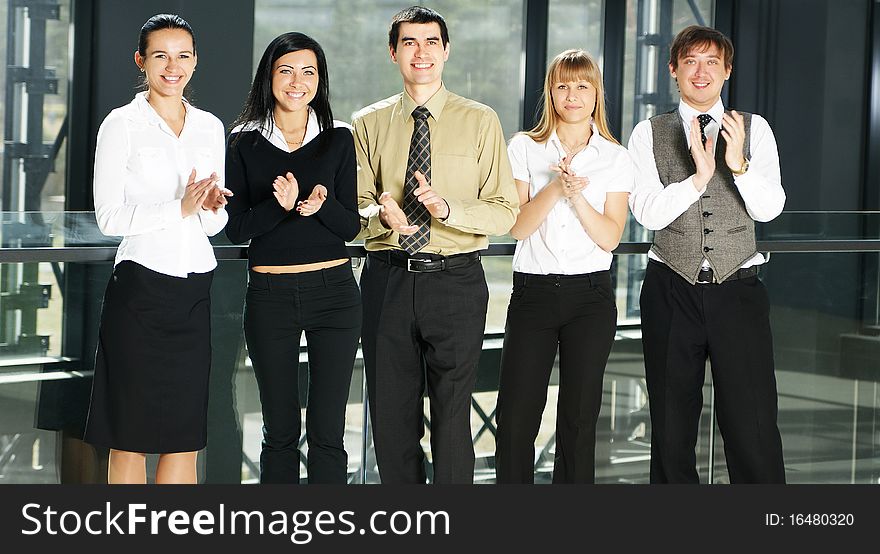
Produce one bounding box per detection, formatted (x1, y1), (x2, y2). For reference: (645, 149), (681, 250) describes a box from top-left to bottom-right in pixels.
(704, 228), (713, 234)
(702, 211), (712, 217)
(703, 246), (713, 252)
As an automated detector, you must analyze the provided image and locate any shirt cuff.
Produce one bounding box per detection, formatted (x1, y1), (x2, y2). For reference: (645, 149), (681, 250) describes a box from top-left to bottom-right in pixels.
(361, 210), (388, 238)
(440, 198), (464, 227)
(164, 199), (184, 223)
(679, 176), (706, 199)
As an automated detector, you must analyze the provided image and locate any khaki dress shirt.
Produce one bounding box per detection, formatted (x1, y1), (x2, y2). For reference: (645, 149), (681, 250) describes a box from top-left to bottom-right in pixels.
(352, 85), (519, 255)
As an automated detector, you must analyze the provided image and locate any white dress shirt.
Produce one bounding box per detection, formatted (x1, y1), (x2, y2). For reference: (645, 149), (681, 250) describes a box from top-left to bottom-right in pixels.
(230, 107), (352, 151)
(508, 125), (635, 275)
(93, 91), (228, 278)
(627, 99), (785, 268)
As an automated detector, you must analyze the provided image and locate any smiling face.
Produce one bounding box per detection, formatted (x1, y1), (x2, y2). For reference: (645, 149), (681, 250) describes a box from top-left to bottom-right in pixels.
(134, 28), (196, 99)
(271, 49), (319, 115)
(670, 43), (731, 112)
(390, 22), (449, 92)
(550, 78), (597, 125)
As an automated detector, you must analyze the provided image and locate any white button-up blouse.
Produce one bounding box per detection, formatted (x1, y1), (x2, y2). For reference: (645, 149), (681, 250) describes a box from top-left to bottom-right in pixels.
(508, 125), (635, 275)
(93, 91), (228, 278)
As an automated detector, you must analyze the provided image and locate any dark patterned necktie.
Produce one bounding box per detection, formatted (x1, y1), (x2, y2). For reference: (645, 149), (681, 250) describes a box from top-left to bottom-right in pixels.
(399, 106), (432, 254)
(698, 113), (713, 146)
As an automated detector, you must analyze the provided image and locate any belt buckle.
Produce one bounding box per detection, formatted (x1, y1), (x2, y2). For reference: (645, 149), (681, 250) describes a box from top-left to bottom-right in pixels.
(696, 269), (714, 284)
(407, 257), (435, 273)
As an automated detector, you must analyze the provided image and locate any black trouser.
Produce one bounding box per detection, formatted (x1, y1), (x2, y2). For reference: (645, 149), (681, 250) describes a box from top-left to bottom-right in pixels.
(495, 271), (617, 483)
(639, 260), (785, 483)
(361, 251), (489, 484)
(244, 263), (361, 484)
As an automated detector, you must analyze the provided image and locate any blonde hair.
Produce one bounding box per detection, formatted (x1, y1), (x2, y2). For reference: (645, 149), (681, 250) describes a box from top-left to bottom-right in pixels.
(524, 49), (619, 145)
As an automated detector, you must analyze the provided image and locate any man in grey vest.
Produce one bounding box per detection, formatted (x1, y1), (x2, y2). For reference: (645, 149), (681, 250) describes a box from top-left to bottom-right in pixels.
(628, 25), (786, 483)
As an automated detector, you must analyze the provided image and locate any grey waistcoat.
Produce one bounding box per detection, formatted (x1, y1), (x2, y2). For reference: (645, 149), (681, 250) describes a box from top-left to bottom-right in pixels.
(649, 110), (754, 284)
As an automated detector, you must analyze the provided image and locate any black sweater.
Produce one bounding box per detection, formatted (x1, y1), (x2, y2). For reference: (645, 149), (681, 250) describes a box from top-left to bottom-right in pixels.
(225, 127), (360, 267)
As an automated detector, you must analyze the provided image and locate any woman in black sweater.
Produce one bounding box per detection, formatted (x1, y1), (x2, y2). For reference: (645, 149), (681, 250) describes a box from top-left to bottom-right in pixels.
(225, 32), (361, 484)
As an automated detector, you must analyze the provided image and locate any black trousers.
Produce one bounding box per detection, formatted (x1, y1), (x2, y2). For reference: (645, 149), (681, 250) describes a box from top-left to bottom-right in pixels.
(640, 260), (785, 483)
(495, 271), (617, 483)
(244, 263), (361, 484)
(361, 252), (489, 484)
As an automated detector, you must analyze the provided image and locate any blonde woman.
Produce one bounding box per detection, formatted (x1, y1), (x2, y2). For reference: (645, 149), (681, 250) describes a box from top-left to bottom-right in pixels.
(495, 50), (634, 483)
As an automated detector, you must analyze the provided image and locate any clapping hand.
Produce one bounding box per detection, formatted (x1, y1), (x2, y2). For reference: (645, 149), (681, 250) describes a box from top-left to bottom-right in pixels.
(721, 110), (747, 173)
(297, 185), (327, 216)
(689, 116), (715, 190)
(182, 169), (219, 217)
(273, 172), (299, 212)
(550, 157), (589, 204)
(378, 192), (419, 235)
(202, 184), (233, 213)
(411, 170), (450, 220)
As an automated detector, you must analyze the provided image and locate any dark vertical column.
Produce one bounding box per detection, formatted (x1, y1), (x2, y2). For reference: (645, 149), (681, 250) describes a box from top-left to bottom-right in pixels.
(521, 0), (548, 131)
(65, 0), (95, 213)
(714, 0), (735, 106)
(602, 0), (627, 139)
(866, 0), (880, 210)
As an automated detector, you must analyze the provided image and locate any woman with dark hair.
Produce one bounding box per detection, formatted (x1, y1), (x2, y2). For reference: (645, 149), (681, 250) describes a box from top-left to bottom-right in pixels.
(225, 32), (361, 484)
(494, 49), (634, 483)
(84, 14), (230, 484)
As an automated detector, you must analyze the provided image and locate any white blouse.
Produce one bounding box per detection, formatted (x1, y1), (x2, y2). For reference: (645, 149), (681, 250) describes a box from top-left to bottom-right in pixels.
(93, 91), (228, 278)
(508, 125), (635, 275)
(230, 106), (352, 150)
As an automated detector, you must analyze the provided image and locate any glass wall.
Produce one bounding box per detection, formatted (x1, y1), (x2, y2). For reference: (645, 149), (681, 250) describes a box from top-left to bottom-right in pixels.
(1, 212), (878, 484)
(621, 0), (714, 145)
(0, 0), (71, 212)
(547, 0), (604, 66)
(0, 0), (73, 467)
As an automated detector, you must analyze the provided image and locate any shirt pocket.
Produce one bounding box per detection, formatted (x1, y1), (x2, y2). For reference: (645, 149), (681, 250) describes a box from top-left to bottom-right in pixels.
(136, 147), (168, 171)
(133, 147), (177, 197)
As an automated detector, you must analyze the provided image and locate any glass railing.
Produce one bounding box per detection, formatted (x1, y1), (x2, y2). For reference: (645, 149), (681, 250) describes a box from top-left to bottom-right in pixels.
(0, 211), (877, 483)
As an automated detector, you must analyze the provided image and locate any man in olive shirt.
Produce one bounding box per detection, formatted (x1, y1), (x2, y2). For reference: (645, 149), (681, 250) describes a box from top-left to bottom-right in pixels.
(352, 6), (518, 484)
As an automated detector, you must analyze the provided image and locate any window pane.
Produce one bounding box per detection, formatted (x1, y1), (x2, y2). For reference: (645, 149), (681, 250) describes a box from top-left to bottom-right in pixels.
(621, 0), (714, 145)
(547, 0), (604, 67)
(0, 0), (72, 212)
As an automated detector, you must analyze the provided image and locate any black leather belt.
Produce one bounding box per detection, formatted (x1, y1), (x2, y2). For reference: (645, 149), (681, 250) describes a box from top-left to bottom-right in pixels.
(369, 250), (481, 273)
(696, 265), (758, 284)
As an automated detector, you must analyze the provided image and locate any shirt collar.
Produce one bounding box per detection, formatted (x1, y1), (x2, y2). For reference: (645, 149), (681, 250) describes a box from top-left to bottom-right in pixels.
(266, 107), (320, 152)
(545, 122), (604, 156)
(134, 90), (192, 126)
(234, 107), (320, 153)
(678, 98), (725, 125)
(401, 83), (449, 122)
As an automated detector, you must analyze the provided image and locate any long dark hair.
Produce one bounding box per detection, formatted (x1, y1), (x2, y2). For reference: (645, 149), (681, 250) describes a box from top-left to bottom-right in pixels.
(137, 14), (196, 94)
(231, 32), (333, 143)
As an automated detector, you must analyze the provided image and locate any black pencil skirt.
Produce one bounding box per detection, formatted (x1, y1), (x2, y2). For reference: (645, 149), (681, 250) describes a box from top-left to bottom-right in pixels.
(84, 261), (214, 454)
